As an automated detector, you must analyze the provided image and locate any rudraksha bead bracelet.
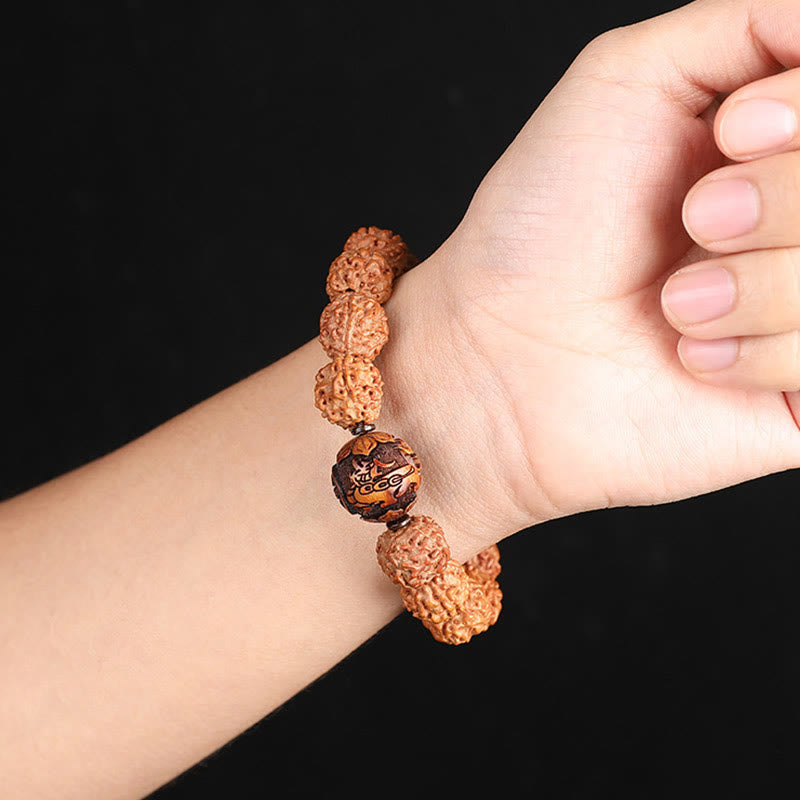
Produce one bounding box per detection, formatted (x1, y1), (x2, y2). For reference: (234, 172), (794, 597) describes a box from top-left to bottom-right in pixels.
(314, 226), (502, 645)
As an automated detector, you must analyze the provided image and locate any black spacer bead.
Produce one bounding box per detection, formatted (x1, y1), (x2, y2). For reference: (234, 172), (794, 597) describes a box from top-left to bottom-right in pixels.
(386, 514), (411, 531)
(350, 421), (376, 436)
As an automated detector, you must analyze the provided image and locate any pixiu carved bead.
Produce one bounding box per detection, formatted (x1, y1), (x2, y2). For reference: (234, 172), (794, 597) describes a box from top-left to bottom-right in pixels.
(331, 431), (421, 523)
(316, 226), (502, 645)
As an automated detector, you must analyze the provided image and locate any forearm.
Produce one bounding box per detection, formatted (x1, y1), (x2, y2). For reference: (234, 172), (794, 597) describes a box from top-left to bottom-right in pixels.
(0, 258), (520, 800)
(0, 338), (397, 798)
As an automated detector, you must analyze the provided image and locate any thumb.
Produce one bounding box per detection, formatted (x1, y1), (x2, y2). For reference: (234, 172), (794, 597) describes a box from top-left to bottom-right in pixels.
(601, 0), (792, 116)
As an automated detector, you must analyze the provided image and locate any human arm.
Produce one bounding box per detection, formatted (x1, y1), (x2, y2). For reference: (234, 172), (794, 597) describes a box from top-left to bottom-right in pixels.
(0, 258), (530, 799)
(9, 0), (800, 796)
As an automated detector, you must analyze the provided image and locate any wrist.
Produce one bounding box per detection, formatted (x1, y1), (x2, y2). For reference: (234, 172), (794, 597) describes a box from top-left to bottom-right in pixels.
(373, 247), (548, 554)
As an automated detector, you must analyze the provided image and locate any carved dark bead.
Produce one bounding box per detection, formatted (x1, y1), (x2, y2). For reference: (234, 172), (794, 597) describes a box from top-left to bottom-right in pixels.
(331, 431), (421, 523)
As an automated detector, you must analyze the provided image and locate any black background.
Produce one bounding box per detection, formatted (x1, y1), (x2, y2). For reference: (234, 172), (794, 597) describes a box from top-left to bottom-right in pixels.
(4, 1), (800, 797)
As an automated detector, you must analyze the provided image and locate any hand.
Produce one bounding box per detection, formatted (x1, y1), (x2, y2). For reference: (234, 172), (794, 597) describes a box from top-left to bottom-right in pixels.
(380, 0), (800, 548)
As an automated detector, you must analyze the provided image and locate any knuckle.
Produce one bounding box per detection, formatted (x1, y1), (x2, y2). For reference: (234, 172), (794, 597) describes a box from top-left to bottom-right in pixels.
(774, 329), (800, 392)
(787, 330), (800, 391)
(573, 26), (635, 76)
(788, 161), (800, 206)
(773, 159), (800, 235)
(586, 26), (631, 52)
(579, 13), (662, 61)
(777, 248), (800, 324)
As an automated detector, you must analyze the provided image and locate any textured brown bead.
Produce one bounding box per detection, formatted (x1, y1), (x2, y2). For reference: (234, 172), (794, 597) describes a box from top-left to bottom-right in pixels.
(319, 292), (389, 360)
(331, 431), (421, 522)
(400, 560), (503, 645)
(483, 578), (503, 628)
(326, 247), (394, 304)
(344, 226), (417, 277)
(464, 544), (502, 584)
(313, 356), (382, 429)
(376, 515), (450, 589)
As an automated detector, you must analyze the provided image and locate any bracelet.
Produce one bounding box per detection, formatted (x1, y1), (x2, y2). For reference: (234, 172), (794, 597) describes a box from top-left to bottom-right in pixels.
(313, 226), (502, 645)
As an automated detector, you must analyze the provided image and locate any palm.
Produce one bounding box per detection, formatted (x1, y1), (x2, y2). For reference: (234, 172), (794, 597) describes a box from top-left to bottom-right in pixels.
(444, 54), (800, 519)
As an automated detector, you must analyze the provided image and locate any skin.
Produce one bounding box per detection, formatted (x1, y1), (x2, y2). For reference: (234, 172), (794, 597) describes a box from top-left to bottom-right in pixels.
(4, 0), (800, 796)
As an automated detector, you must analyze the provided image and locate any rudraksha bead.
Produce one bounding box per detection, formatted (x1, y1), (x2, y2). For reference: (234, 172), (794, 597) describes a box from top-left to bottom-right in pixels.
(482, 577), (503, 628)
(326, 247), (394, 304)
(464, 544), (502, 583)
(319, 291), (389, 360)
(399, 560), (501, 645)
(314, 356), (382, 429)
(344, 226), (415, 277)
(376, 515), (450, 589)
(331, 431), (421, 522)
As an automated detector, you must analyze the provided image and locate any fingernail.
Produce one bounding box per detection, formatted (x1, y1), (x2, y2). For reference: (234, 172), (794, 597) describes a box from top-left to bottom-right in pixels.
(678, 337), (738, 372)
(662, 265), (736, 324)
(684, 179), (759, 242)
(719, 98), (797, 157)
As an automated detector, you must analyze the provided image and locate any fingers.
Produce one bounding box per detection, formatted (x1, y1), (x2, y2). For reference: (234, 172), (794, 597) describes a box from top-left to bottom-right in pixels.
(676, 331), (800, 392)
(662, 248), (800, 339)
(662, 60), (800, 392)
(715, 69), (800, 161)
(664, 149), (800, 388)
(662, 247), (800, 389)
(606, 0), (800, 391)
(662, 251), (800, 390)
(681, 149), (800, 253)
